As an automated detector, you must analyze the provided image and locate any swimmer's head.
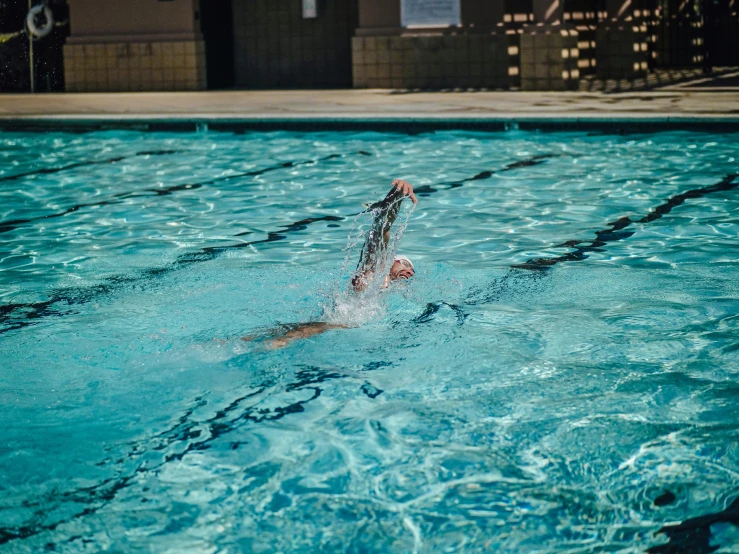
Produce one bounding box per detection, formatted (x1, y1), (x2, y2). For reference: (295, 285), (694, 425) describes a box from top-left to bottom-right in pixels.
(389, 255), (414, 281)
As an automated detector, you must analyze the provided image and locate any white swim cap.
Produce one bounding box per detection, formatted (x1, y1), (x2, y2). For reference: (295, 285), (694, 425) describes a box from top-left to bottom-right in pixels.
(394, 255), (413, 269)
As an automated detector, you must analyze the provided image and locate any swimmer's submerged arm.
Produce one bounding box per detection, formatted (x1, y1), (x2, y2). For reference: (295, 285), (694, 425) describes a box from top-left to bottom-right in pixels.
(242, 322), (347, 349)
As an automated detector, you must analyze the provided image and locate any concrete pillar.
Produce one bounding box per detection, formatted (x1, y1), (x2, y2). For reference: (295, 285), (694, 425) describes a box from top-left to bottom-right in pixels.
(358, 0), (401, 30)
(519, 0), (580, 90)
(461, 0), (506, 27)
(596, 0), (649, 79)
(532, 0), (564, 24)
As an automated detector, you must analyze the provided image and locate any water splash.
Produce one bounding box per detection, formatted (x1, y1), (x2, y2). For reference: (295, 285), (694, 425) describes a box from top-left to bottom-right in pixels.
(321, 203), (415, 327)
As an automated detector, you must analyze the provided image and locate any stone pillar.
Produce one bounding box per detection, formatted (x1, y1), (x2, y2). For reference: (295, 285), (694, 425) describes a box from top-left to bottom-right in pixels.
(520, 28), (580, 90)
(596, 0), (649, 78)
(63, 0), (206, 92)
(519, 0), (579, 90)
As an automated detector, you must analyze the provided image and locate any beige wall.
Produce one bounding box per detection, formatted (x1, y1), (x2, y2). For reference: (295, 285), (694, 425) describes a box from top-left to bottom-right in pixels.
(358, 0), (400, 29)
(353, 0), (515, 90)
(353, 34), (514, 89)
(64, 40), (206, 92)
(64, 0), (205, 92)
(67, 0), (201, 41)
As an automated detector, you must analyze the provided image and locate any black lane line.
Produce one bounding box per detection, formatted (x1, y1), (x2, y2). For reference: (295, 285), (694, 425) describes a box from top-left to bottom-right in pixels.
(0, 151), (367, 332)
(417, 173), (739, 321)
(0, 182), (199, 235)
(0, 364), (349, 547)
(0, 152), (362, 236)
(361, 154), (563, 325)
(0, 150), (179, 184)
(0, 152), (553, 335)
(408, 155), (561, 323)
(0, 214), (345, 335)
(511, 173), (739, 270)
(647, 495), (739, 554)
(392, 154), (559, 199)
(412, 301), (468, 326)
(0, 155), (564, 543)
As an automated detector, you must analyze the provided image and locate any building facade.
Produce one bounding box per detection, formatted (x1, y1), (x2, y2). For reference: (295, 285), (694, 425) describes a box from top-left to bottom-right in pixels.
(0, 0), (736, 93)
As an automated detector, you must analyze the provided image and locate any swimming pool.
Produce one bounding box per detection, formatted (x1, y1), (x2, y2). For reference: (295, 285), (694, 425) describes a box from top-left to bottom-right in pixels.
(1, 128), (738, 552)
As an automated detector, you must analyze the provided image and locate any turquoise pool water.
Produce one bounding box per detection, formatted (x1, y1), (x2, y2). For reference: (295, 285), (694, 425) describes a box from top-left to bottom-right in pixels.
(1, 129), (738, 553)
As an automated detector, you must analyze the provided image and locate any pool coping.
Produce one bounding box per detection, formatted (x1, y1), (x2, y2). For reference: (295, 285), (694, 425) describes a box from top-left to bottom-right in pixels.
(2, 114), (739, 133)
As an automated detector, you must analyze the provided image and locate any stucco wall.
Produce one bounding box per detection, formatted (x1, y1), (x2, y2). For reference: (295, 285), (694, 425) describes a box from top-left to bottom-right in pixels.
(67, 0), (200, 40)
(64, 0), (205, 91)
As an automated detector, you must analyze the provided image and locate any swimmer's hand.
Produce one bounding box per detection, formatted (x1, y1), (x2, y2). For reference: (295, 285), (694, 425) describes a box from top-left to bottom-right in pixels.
(390, 179), (418, 205)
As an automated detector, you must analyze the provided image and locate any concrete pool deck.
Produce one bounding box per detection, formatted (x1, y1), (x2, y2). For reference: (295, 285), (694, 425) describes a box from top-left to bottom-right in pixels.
(1, 80), (738, 131)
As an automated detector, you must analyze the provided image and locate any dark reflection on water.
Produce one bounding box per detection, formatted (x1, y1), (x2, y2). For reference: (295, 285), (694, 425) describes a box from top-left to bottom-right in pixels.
(512, 173), (738, 270)
(0, 149), (179, 184)
(649, 496), (739, 554)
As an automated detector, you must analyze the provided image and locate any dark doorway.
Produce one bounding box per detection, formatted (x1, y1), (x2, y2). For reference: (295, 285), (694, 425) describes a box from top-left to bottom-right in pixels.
(702, 0), (739, 68)
(650, 0), (703, 68)
(200, 0), (235, 89)
(231, 0), (358, 88)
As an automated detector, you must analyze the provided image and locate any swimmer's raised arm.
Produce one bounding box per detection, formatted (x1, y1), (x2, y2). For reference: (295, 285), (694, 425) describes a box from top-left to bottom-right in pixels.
(240, 181), (417, 348)
(355, 179), (417, 279)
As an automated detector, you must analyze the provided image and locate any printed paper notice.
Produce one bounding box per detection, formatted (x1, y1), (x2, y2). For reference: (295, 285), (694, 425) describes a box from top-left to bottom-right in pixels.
(402, 0), (460, 26)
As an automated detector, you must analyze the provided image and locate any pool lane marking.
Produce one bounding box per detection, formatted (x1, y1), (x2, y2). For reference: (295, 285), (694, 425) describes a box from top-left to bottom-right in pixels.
(414, 172), (739, 322)
(400, 154), (560, 199)
(0, 365), (351, 547)
(0, 152), (369, 334)
(412, 301), (469, 326)
(460, 173), (738, 309)
(0, 214), (348, 335)
(0, 149), (179, 184)
(403, 154), (563, 326)
(0, 152), (552, 334)
(647, 495), (739, 554)
(511, 173), (739, 270)
(0, 151), (369, 236)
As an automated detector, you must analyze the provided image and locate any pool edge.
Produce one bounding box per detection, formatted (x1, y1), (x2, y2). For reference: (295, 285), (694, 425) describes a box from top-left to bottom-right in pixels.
(2, 115), (739, 133)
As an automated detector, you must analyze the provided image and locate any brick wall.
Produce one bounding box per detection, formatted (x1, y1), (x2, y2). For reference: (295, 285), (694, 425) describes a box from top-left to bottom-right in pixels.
(352, 34), (515, 89)
(63, 40), (206, 92)
(520, 28), (580, 91)
(232, 0), (357, 88)
(596, 24), (649, 79)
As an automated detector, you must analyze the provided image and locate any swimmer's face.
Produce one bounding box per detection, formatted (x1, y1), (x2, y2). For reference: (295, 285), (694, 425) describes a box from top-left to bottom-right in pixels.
(389, 259), (414, 281)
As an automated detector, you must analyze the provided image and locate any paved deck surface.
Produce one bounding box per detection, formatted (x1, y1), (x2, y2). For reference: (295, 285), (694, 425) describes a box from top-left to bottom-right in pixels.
(1, 88), (738, 121)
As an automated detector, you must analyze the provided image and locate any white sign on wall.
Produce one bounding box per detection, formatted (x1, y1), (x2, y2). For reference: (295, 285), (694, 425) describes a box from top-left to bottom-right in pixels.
(401, 0), (460, 26)
(302, 0), (318, 19)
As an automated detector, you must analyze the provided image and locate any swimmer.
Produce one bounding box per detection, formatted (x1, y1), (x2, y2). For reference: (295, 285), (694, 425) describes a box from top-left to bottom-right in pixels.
(351, 178), (417, 292)
(242, 179), (418, 348)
